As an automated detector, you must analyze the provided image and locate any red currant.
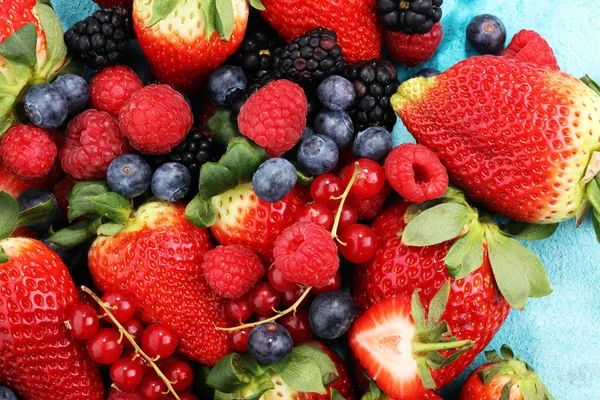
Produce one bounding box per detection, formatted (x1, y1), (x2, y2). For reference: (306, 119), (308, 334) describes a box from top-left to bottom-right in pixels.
(178, 394), (199, 400)
(228, 328), (251, 352)
(312, 272), (342, 296)
(298, 203), (334, 230)
(247, 282), (281, 316)
(163, 360), (194, 391)
(87, 328), (123, 364)
(310, 174), (344, 208)
(280, 309), (312, 344)
(101, 292), (136, 323)
(66, 304), (99, 340)
(224, 296), (254, 323)
(110, 357), (144, 391)
(122, 318), (144, 348)
(281, 286), (311, 308)
(340, 159), (385, 198)
(331, 204), (358, 232)
(136, 375), (166, 400)
(141, 324), (178, 359)
(267, 266), (298, 293)
(123, 349), (152, 374)
(339, 224), (379, 263)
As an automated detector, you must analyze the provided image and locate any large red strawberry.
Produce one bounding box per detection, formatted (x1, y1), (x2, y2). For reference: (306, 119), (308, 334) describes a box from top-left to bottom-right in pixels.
(460, 345), (554, 400)
(132, 0), (249, 94)
(391, 53), (600, 225)
(260, 0), (381, 63)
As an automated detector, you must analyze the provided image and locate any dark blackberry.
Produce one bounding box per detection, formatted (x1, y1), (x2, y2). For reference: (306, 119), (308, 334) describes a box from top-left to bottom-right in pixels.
(378, 0), (443, 34)
(277, 28), (344, 84)
(228, 22), (283, 82)
(345, 59), (400, 132)
(64, 7), (131, 70)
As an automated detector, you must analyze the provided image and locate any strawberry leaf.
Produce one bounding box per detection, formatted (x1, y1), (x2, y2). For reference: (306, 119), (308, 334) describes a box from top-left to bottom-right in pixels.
(445, 225), (484, 279)
(16, 197), (56, 229)
(147, 0), (179, 27)
(0, 191), (19, 240)
(501, 221), (559, 241)
(206, 353), (253, 393)
(269, 350), (327, 394)
(67, 181), (111, 221)
(185, 194), (216, 228)
(205, 109), (241, 148)
(410, 290), (426, 328)
(36, 2), (67, 77)
(402, 203), (473, 247)
(219, 139), (262, 183)
(582, 75), (600, 96)
(201, 0), (218, 39)
(592, 210), (600, 242)
(291, 344), (339, 386)
(249, 0), (265, 10)
(200, 162), (238, 200)
(87, 193), (130, 224)
(215, 0), (235, 41)
(0, 23), (37, 68)
(416, 359), (436, 389)
(96, 222), (124, 236)
(426, 280), (450, 327)
(0, 246), (7, 263)
(47, 220), (95, 248)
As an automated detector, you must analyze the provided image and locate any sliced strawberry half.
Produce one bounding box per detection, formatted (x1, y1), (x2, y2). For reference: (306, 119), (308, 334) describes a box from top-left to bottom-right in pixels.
(349, 283), (472, 399)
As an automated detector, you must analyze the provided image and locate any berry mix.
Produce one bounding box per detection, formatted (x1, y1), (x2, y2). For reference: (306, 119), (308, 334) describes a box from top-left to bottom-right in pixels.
(0, 0), (595, 399)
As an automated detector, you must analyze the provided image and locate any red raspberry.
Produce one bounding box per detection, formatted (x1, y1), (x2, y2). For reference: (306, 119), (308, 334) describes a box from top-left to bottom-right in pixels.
(500, 30), (560, 70)
(60, 109), (132, 179)
(348, 183), (390, 221)
(237, 80), (307, 157)
(53, 176), (78, 216)
(202, 245), (265, 299)
(384, 143), (448, 204)
(90, 65), (143, 117)
(384, 23), (443, 67)
(119, 84), (192, 155)
(0, 124), (57, 179)
(273, 221), (339, 287)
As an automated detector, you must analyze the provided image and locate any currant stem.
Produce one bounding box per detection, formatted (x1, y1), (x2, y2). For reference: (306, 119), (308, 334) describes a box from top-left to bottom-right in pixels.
(80, 286), (181, 400)
(216, 286), (312, 332)
(331, 162), (360, 240)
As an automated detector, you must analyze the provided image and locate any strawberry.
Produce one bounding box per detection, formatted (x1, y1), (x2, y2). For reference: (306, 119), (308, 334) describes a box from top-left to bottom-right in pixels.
(349, 285), (473, 399)
(132, 0), (249, 94)
(310, 341), (356, 400)
(460, 345), (554, 400)
(384, 23), (443, 67)
(391, 54), (600, 225)
(260, 0), (381, 63)
(0, 164), (40, 199)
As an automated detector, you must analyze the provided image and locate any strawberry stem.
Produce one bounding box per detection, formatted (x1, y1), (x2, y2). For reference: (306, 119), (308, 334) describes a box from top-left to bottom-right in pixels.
(412, 340), (472, 354)
(216, 286), (312, 332)
(331, 162), (361, 240)
(80, 286), (181, 400)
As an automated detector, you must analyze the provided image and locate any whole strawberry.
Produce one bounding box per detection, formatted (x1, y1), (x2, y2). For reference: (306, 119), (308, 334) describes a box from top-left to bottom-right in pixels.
(132, 0), (249, 95)
(392, 51), (600, 225)
(384, 23), (443, 67)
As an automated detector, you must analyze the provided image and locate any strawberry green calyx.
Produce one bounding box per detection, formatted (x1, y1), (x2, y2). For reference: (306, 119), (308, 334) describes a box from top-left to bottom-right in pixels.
(477, 345), (555, 400)
(401, 186), (553, 310)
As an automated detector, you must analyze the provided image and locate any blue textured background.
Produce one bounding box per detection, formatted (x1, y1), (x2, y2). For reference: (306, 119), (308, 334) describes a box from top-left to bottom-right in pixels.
(54, 1), (599, 398)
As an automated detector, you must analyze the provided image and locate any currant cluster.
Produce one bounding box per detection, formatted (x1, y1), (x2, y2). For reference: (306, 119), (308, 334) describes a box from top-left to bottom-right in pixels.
(65, 291), (197, 400)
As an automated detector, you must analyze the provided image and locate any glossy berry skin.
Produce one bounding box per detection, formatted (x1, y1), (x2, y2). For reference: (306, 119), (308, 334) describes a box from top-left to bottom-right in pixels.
(122, 318), (144, 347)
(229, 328), (251, 352)
(16, 189), (60, 234)
(252, 158), (298, 203)
(384, 23), (443, 67)
(310, 174), (344, 208)
(332, 204), (359, 232)
(24, 84), (68, 129)
(352, 203), (510, 387)
(247, 282), (281, 316)
(87, 328), (124, 365)
(123, 349), (152, 374)
(298, 203), (334, 231)
(107, 154), (152, 199)
(339, 224), (378, 263)
(341, 159), (386, 198)
(309, 291), (357, 340)
(141, 324), (178, 359)
(101, 292), (137, 323)
(66, 304), (99, 340)
(353, 126), (393, 162)
(248, 323), (293, 364)
(52, 74), (89, 116)
(89, 66), (143, 117)
(467, 15), (507, 54)
(110, 358), (144, 391)
(163, 360), (194, 391)
(0, 125), (57, 179)
(317, 75), (356, 111)
(0, 386), (16, 400)
(297, 134), (339, 176)
(313, 272), (342, 296)
(348, 183), (390, 220)
(267, 267), (298, 293)
(378, 0), (442, 34)
(225, 297), (254, 322)
(151, 162), (191, 202)
(313, 111), (354, 149)
(282, 286), (312, 308)
(208, 66), (248, 106)
(136, 375), (166, 400)
(280, 309), (312, 344)
(415, 68), (441, 78)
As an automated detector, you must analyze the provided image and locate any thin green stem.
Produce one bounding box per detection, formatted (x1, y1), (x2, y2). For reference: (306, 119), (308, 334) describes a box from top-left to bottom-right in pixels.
(412, 340), (473, 354)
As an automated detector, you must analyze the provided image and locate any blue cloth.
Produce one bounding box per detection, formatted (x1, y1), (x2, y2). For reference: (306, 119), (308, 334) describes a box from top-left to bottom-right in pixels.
(54, 0), (599, 398)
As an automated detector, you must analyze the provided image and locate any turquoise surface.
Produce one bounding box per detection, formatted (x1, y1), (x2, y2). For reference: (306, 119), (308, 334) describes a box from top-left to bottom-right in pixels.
(54, 1), (599, 398)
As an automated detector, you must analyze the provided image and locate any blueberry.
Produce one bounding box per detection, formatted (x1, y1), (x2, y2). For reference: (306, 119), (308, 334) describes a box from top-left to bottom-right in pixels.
(180, 92), (192, 108)
(208, 66), (247, 106)
(317, 75), (356, 111)
(16, 188), (60, 235)
(24, 84), (69, 129)
(313, 110), (354, 149)
(247, 323), (293, 364)
(52, 74), (89, 116)
(0, 386), (17, 400)
(41, 238), (76, 265)
(415, 68), (441, 78)
(308, 291), (357, 340)
(353, 126), (393, 161)
(466, 14), (507, 54)
(297, 134), (339, 176)
(107, 154), (152, 199)
(252, 158), (297, 203)
(151, 162), (191, 202)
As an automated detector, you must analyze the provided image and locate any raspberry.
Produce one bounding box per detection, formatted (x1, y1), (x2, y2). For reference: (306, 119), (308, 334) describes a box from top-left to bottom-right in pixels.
(384, 23), (443, 67)
(273, 221), (339, 287)
(119, 85), (193, 155)
(237, 80), (308, 157)
(60, 109), (132, 179)
(500, 30), (560, 70)
(384, 143), (448, 204)
(53, 176), (78, 216)
(202, 245), (265, 299)
(90, 65), (143, 117)
(348, 183), (390, 220)
(0, 124), (57, 179)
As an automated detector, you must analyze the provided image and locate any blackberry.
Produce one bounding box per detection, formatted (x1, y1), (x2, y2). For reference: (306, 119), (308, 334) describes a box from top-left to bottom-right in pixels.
(277, 28), (344, 84)
(378, 0), (443, 34)
(345, 59), (400, 132)
(64, 7), (131, 70)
